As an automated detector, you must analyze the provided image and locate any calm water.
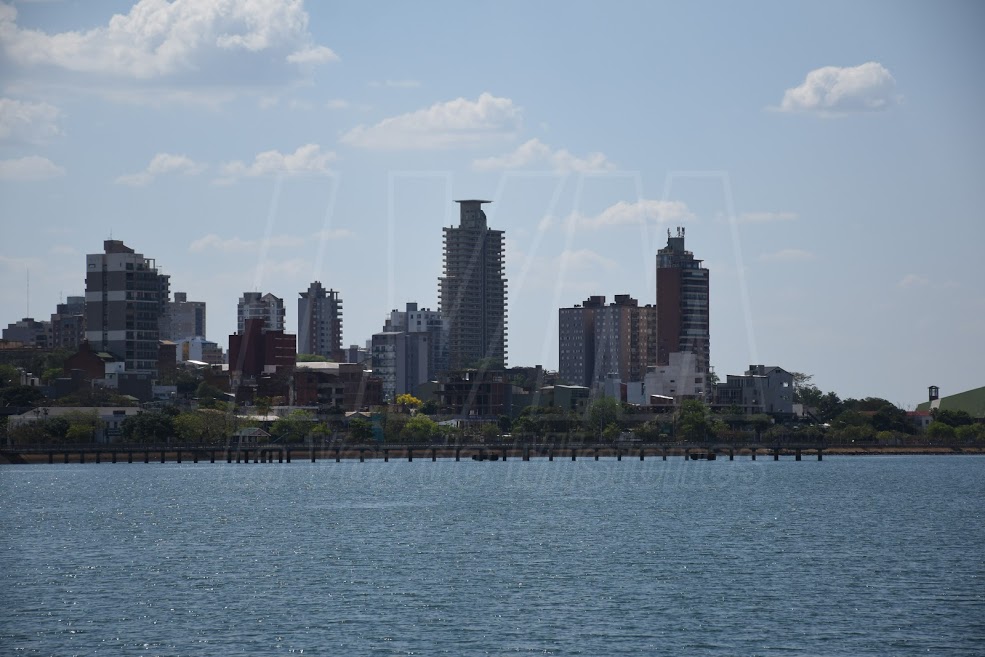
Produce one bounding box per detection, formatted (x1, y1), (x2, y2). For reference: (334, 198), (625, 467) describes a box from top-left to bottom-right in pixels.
(1, 456), (983, 656)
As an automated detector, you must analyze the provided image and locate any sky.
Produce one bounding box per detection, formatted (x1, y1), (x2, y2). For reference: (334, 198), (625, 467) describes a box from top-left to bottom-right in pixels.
(1, 0), (983, 409)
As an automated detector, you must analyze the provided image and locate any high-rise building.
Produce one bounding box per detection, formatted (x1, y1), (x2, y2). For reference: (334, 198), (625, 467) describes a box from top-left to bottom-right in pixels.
(84, 240), (170, 375)
(655, 227), (710, 395)
(371, 302), (449, 401)
(297, 281), (343, 361)
(164, 292), (206, 340)
(558, 295), (655, 387)
(438, 200), (507, 370)
(237, 292), (285, 334)
(49, 296), (85, 350)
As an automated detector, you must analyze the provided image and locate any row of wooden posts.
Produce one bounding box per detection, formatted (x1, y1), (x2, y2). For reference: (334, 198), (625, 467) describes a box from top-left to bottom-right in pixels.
(32, 445), (823, 464)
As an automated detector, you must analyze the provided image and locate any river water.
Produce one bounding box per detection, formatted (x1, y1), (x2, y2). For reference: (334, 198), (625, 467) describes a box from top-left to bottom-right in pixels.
(1, 456), (983, 655)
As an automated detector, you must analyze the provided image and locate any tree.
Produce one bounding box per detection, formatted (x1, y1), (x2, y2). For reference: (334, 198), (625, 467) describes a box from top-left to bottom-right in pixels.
(195, 381), (226, 407)
(932, 409), (974, 428)
(602, 422), (621, 443)
(401, 415), (440, 442)
(0, 363), (20, 387)
(871, 403), (913, 434)
(419, 399), (438, 415)
(587, 397), (620, 438)
(676, 400), (711, 442)
(395, 393), (422, 410)
(348, 418), (374, 442)
(296, 354), (329, 362)
(955, 424), (984, 444)
(926, 421), (955, 444)
(816, 392), (844, 422)
(270, 410), (316, 443)
(0, 385), (44, 407)
(121, 412), (175, 444)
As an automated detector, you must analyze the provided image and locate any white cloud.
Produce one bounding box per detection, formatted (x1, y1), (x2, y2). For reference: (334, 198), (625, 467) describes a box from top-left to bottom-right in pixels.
(0, 97), (62, 142)
(189, 228), (352, 253)
(115, 152), (206, 186)
(286, 45), (339, 65)
(777, 62), (899, 115)
(759, 248), (816, 263)
(217, 143), (335, 182)
(0, 155), (65, 181)
(556, 199), (694, 230)
(737, 211), (797, 223)
(369, 79), (421, 89)
(0, 0), (337, 81)
(340, 93), (521, 150)
(556, 249), (618, 271)
(899, 274), (929, 288)
(473, 138), (616, 173)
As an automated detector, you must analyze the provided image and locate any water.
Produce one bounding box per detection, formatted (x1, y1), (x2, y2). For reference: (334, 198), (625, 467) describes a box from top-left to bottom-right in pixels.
(1, 456), (983, 656)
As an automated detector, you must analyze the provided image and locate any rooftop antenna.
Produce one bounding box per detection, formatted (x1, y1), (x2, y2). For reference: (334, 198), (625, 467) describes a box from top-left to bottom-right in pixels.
(26, 267), (29, 318)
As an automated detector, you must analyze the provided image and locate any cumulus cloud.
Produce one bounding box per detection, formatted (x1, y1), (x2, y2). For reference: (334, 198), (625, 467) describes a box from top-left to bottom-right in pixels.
(0, 155), (65, 181)
(473, 138), (616, 173)
(217, 143), (335, 183)
(340, 93), (521, 149)
(0, 97), (62, 142)
(0, 0), (338, 83)
(759, 248), (816, 263)
(549, 199), (693, 231)
(777, 62), (899, 115)
(115, 152), (206, 186)
(737, 211), (797, 223)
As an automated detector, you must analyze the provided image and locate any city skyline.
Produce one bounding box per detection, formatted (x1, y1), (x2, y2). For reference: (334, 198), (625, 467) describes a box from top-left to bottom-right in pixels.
(1, 1), (983, 408)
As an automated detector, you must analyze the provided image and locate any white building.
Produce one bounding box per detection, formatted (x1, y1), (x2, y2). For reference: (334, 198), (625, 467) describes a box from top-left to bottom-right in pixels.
(644, 351), (707, 402)
(237, 292), (285, 334)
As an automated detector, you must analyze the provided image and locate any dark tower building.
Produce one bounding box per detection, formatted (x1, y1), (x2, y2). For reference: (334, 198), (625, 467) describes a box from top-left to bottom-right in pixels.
(298, 281), (343, 361)
(438, 200), (507, 370)
(655, 227), (710, 394)
(84, 240), (169, 376)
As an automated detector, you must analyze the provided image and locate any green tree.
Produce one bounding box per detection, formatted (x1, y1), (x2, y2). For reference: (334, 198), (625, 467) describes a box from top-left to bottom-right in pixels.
(926, 421), (955, 443)
(0, 363), (20, 387)
(270, 410), (316, 443)
(401, 415), (440, 442)
(296, 353), (329, 362)
(587, 397), (620, 438)
(955, 424), (984, 444)
(932, 409), (974, 427)
(602, 422), (621, 442)
(121, 412), (175, 444)
(0, 385), (44, 407)
(676, 400), (711, 442)
(419, 399), (438, 415)
(348, 417), (375, 442)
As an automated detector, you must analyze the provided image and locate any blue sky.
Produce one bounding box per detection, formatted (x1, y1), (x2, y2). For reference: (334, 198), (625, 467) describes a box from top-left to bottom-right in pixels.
(1, 0), (983, 408)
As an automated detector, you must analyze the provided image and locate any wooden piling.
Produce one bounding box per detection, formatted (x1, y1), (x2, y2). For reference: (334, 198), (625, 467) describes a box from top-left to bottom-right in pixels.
(616, 450), (622, 461)
(594, 448), (599, 461)
(432, 448), (436, 462)
(773, 448), (779, 461)
(817, 449), (823, 461)
(549, 449), (553, 461)
(455, 448), (460, 462)
(523, 447), (530, 462)
(571, 448), (576, 461)
(176, 449), (181, 464)
(95, 451), (100, 464)
(286, 449), (291, 463)
(336, 447), (341, 463)
(128, 451), (133, 464)
(48, 451), (54, 464)
(751, 449), (756, 461)
(408, 449), (413, 462)
(385, 449), (389, 462)
(729, 449), (734, 461)
(310, 448), (315, 463)
(64, 451), (69, 464)
(795, 448), (802, 461)
(210, 450), (216, 463)
(360, 449), (365, 463)
(79, 451), (85, 464)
